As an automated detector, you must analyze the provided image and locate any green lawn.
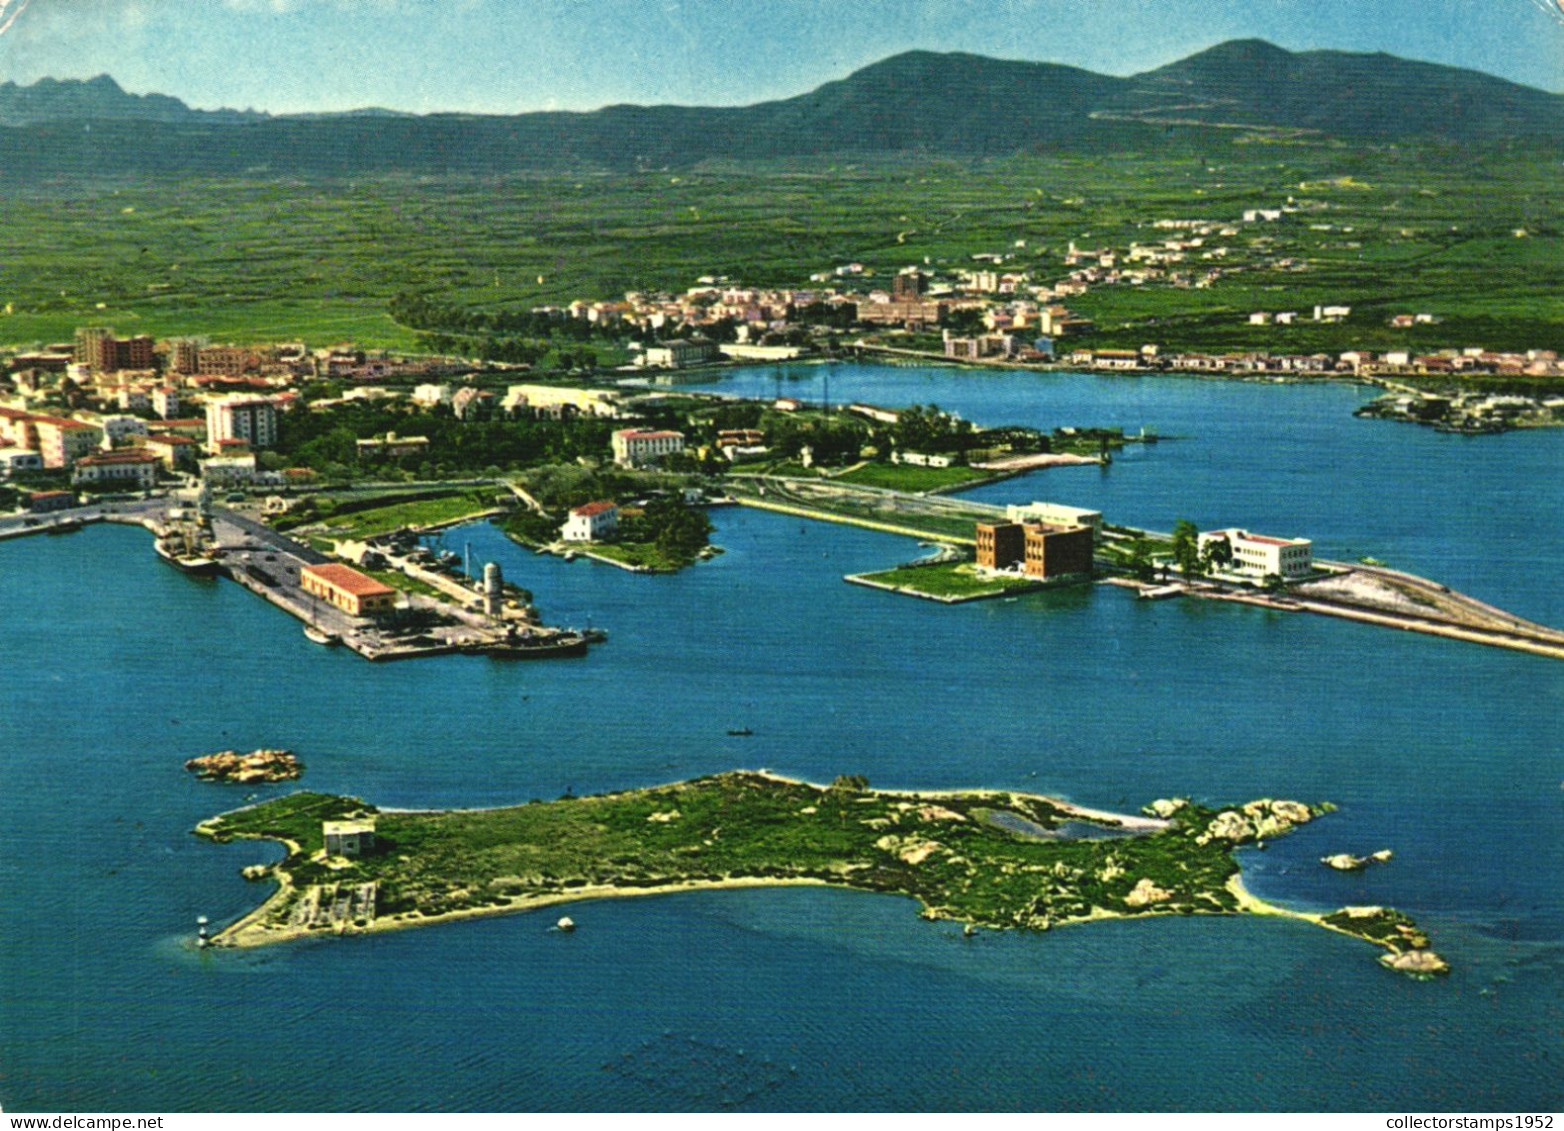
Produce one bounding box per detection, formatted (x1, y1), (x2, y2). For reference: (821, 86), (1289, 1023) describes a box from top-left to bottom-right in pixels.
(579, 540), (696, 573)
(833, 462), (991, 492)
(853, 561), (1040, 600)
(311, 492), (497, 540)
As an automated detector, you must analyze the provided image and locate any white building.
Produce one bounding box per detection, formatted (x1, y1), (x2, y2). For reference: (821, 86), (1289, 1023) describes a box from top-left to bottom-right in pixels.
(0, 446), (43, 476)
(199, 453), (259, 486)
(1006, 501), (1103, 537)
(560, 500), (619, 542)
(410, 383), (453, 407)
(205, 395), (277, 453)
(502, 384), (621, 418)
(96, 414), (150, 448)
(71, 449), (161, 489)
(1198, 528), (1313, 580)
(637, 339), (719, 368)
(611, 428), (684, 468)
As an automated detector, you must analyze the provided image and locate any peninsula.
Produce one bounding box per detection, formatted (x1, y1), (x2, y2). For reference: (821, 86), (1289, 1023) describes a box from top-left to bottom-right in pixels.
(195, 771), (1447, 978)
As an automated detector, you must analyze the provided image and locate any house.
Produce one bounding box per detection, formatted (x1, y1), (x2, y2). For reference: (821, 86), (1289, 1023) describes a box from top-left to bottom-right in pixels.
(560, 501), (619, 542)
(611, 428), (684, 468)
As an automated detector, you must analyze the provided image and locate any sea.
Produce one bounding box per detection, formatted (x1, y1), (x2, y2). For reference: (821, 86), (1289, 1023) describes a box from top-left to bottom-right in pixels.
(2, 363), (1560, 1112)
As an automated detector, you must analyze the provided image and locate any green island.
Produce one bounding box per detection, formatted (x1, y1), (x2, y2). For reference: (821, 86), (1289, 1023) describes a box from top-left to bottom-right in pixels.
(195, 771), (1448, 978)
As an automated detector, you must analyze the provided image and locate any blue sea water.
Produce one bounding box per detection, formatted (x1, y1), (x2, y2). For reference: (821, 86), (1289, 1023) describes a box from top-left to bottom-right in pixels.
(2, 365), (1561, 1112)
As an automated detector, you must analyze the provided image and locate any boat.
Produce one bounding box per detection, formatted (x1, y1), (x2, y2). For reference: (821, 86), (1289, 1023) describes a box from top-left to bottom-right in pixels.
(46, 518), (82, 535)
(726, 727), (754, 737)
(474, 629), (592, 660)
(555, 916), (576, 932)
(154, 537), (220, 577)
(303, 625), (340, 646)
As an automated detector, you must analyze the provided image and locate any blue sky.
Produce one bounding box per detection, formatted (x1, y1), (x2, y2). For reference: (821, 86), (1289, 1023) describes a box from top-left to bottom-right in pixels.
(0, 0), (1559, 114)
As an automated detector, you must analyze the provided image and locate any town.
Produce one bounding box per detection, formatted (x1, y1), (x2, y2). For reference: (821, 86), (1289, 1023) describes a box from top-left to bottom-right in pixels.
(4, 314), (1563, 665)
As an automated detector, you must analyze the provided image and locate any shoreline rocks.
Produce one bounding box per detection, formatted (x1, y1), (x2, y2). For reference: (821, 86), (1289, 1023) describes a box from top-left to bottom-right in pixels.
(1321, 849), (1394, 871)
(185, 748), (302, 784)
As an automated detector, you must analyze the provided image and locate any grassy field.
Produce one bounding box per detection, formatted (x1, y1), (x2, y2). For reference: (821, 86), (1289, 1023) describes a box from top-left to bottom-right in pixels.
(832, 462), (993, 492)
(577, 540), (691, 573)
(1, 145), (1558, 356)
(303, 491), (499, 540)
(852, 561), (1041, 600)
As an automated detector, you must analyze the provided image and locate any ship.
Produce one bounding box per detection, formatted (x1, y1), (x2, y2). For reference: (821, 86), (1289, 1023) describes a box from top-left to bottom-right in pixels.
(154, 534), (220, 576)
(472, 626), (599, 660)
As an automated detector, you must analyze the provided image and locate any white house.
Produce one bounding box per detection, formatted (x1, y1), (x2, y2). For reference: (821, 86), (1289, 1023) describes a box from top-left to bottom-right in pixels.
(1006, 501), (1103, 538)
(561, 501), (619, 542)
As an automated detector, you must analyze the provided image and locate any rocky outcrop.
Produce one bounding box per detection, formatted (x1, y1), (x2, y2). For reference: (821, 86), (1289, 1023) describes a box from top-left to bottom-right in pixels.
(1143, 798), (1188, 819)
(1123, 877), (1173, 908)
(1198, 799), (1318, 845)
(1322, 849), (1393, 871)
(1380, 949), (1449, 978)
(185, 749), (302, 783)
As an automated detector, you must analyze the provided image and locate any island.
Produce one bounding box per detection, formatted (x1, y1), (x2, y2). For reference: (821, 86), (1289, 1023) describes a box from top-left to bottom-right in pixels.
(194, 771), (1447, 978)
(185, 748), (303, 783)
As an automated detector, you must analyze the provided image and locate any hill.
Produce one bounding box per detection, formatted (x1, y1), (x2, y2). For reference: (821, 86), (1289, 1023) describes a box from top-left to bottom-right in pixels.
(0, 41), (1557, 177)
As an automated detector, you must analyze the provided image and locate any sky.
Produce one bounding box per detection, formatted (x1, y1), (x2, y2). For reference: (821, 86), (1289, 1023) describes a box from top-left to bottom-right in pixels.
(0, 0), (1559, 115)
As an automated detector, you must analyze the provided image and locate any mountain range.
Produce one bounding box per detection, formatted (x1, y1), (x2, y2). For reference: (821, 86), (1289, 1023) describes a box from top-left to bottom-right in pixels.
(0, 40), (1558, 177)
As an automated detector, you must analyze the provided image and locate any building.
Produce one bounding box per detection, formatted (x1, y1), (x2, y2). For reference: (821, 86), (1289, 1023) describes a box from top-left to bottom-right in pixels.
(975, 522), (1026, 570)
(611, 428), (684, 468)
(1005, 502), (1103, 538)
(143, 432), (199, 471)
(26, 489), (76, 512)
(152, 386), (181, 420)
(1022, 524), (1095, 580)
(891, 268), (926, 301)
(300, 563), (398, 617)
(1197, 528), (1313, 580)
(410, 383), (453, 407)
(71, 449), (161, 490)
(199, 453), (259, 486)
(73, 327), (154, 373)
(355, 431), (430, 459)
(94, 414), (150, 448)
(639, 339), (720, 368)
(0, 446), (43, 476)
(561, 501), (619, 542)
(205, 395), (277, 452)
(32, 416), (103, 469)
(501, 384), (622, 418)
(322, 819), (376, 858)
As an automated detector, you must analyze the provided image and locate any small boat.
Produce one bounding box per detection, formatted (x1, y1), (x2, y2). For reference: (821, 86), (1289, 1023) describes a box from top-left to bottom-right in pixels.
(726, 727), (754, 737)
(303, 625), (339, 646)
(46, 518), (82, 535)
(555, 916), (576, 932)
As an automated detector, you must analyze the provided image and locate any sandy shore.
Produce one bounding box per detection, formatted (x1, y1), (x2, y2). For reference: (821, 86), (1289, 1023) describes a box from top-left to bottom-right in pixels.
(214, 873), (840, 949)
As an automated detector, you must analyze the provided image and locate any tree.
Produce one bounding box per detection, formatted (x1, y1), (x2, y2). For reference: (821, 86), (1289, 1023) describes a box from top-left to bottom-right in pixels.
(1127, 539), (1157, 583)
(1171, 519), (1203, 577)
